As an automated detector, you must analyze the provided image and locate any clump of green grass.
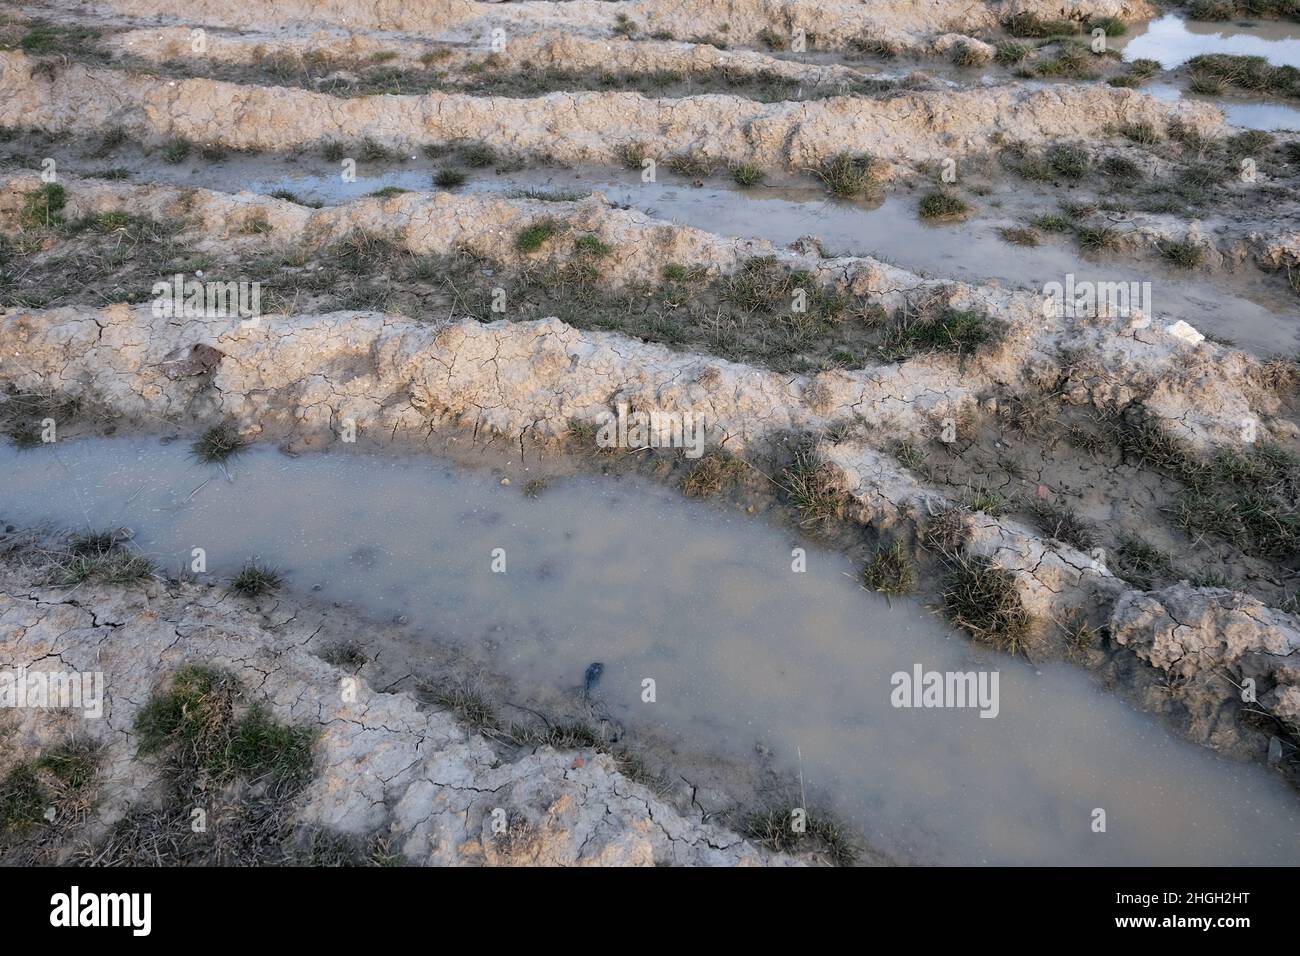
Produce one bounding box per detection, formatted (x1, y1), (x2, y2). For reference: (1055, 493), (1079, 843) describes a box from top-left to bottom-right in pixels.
(878, 308), (998, 362)
(918, 190), (971, 222)
(63, 550), (155, 588)
(920, 505), (970, 555)
(20, 23), (100, 56)
(0, 764), (46, 837)
(757, 27), (788, 51)
(778, 443), (844, 529)
(35, 743), (98, 793)
(741, 803), (858, 866)
(5, 422), (44, 449)
(320, 641), (368, 668)
(507, 719), (663, 789)
(65, 210), (153, 236)
(1161, 239), (1205, 269)
(1114, 535), (1172, 587)
(863, 541), (916, 595)
(850, 36), (901, 58)
(1187, 53), (1300, 97)
(509, 188), (587, 203)
(963, 486), (1006, 516)
(666, 152), (717, 177)
(89, 126), (128, 159)
(1046, 143), (1090, 180)
(816, 153), (878, 198)
(995, 40), (1032, 64)
(1075, 224), (1120, 251)
(522, 477), (548, 498)
(731, 162), (765, 187)
(566, 418), (598, 442)
(134, 665), (314, 784)
(366, 186), (409, 199)
(0, 743), (98, 838)
(51, 531), (155, 588)
(942, 555), (1032, 655)
(328, 228), (404, 273)
(1031, 502), (1097, 551)
(20, 183), (66, 229)
(1033, 212), (1074, 233)
(998, 226), (1040, 246)
(574, 233), (613, 258)
(427, 682), (500, 733)
(358, 137), (398, 162)
(434, 167), (467, 188)
(1173, 444), (1300, 558)
(1101, 155), (1142, 180)
(681, 451), (746, 498)
(1189, 72), (1227, 95)
(1187, 0), (1238, 18)
(1087, 16), (1127, 37)
(1060, 611), (1103, 660)
(1004, 12), (1080, 38)
(1179, 159), (1233, 191)
(191, 423), (245, 463)
(1127, 58), (1162, 81)
(612, 12), (637, 37)
(1067, 424), (1109, 457)
(891, 438), (927, 473)
(616, 141), (650, 169)
(1035, 43), (1100, 80)
(1225, 129), (1276, 159)
(231, 561), (282, 598)
(1007, 150), (1052, 183)
(162, 137), (192, 164)
(1102, 416), (1196, 476)
(322, 140), (346, 162)
(717, 256), (845, 323)
(457, 141), (497, 167)
(662, 263), (707, 283)
(515, 217), (562, 253)
(1189, 0), (1300, 19)
(952, 41), (990, 67)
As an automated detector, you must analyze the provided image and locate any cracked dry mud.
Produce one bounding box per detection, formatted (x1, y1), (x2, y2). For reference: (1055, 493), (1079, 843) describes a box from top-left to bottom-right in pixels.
(1, 0), (1299, 868)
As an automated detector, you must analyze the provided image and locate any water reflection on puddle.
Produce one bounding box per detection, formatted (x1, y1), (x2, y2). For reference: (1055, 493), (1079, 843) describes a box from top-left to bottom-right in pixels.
(1121, 13), (1300, 69)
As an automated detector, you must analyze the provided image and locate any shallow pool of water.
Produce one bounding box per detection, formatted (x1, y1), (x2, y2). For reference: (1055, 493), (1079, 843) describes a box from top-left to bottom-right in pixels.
(1148, 81), (1300, 130)
(2, 438), (1297, 864)
(1120, 13), (1300, 69)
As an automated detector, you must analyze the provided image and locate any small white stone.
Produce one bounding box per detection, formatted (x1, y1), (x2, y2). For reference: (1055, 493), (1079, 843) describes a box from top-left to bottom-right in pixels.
(1165, 320), (1205, 345)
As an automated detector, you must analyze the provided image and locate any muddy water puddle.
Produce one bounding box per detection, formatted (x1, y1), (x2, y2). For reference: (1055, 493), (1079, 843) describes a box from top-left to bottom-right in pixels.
(1120, 13), (1300, 69)
(2, 437), (1298, 864)
(1147, 82), (1300, 130)
(71, 150), (1298, 354)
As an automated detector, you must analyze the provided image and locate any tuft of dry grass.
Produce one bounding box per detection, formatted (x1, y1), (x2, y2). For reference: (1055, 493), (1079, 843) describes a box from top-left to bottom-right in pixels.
(942, 555), (1033, 655)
